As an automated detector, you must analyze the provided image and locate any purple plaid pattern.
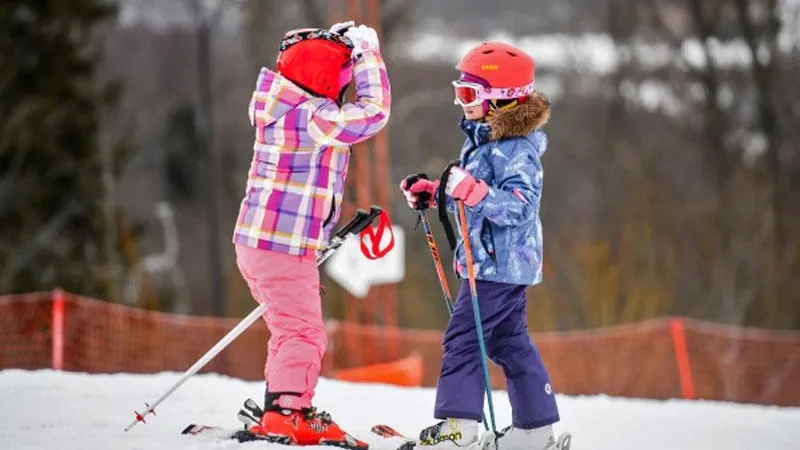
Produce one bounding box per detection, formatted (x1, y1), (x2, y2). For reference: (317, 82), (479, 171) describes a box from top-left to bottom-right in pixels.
(233, 51), (391, 256)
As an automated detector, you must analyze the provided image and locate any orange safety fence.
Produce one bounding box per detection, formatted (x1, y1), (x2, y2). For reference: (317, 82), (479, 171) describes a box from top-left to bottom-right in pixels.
(1, 290), (799, 406)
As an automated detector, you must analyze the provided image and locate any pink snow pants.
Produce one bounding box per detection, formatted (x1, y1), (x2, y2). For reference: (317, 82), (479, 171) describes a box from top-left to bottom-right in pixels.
(235, 244), (326, 409)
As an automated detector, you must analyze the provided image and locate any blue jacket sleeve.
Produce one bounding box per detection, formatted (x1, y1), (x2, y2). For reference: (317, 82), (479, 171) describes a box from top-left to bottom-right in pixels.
(469, 137), (543, 227)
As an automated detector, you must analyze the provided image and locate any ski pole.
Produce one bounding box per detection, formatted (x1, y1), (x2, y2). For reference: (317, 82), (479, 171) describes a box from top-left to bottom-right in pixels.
(418, 207), (493, 430)
(417, 210), (454, 313)
(432, 161), (495, 431)
(124, 206), (382, 432)
(456, 200), (498, 435)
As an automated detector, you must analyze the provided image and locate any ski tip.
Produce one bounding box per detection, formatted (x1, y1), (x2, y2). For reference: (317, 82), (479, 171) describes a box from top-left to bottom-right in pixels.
(181, 424), (224, 436)
(371, 424), (404, 439)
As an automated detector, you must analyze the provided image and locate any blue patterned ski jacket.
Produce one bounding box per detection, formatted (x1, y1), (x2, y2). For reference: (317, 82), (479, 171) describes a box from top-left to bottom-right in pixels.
(447, 92), (552, 286)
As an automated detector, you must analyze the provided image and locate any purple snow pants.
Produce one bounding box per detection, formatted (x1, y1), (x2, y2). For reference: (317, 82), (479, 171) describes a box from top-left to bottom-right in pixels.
(434, 280), (559, 429)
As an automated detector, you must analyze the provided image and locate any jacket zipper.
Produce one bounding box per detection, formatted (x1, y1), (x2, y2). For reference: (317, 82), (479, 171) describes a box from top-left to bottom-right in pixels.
(483, 219), (496, 259)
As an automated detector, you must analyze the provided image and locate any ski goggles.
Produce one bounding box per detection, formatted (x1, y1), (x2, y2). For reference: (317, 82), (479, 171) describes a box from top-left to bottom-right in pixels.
(452, 80), (536, 107)
(279, 27), (354, 52)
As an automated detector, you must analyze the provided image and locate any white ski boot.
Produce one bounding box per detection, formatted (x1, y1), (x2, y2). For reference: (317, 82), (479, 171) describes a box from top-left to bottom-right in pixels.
(494, 425), (571, 450)
(412, 418), (479, 450)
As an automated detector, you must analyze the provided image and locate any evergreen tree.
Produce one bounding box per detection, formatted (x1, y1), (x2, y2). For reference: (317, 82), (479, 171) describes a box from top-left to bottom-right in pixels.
(0, 0), (133, 298)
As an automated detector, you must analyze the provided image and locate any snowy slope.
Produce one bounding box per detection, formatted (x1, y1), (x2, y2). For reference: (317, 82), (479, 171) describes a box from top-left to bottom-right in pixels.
(1, 369), (799, 450)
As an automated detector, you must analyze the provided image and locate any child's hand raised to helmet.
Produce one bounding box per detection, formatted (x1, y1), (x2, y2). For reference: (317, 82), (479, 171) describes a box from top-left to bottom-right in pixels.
(344, 25), (380, 57)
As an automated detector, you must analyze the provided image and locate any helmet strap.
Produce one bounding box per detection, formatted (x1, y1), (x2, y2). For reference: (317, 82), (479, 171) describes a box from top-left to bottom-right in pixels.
(480, 101), (491, 119)
(337, 83), (351, 106)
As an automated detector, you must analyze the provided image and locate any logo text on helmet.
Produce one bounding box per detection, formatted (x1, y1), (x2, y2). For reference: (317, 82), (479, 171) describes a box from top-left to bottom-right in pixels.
(481, 64), (498, 70)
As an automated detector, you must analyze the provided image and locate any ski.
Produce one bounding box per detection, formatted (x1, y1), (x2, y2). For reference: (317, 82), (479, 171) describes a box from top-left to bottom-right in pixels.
(367, 424), (416, 450)
(370, 424), (414, 441)
(370, 425), (571, 450)
(181, 422), (369, 449)
(181, 424), (258, 442)
(370, 428), (495, 450)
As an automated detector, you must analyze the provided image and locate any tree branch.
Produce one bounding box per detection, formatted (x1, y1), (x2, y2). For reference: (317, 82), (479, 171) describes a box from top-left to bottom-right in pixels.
(299, 0), (326, 27)
(687, 0), (728, 184)
(0, 201), (82, 291)
(381, 0), (415, 43)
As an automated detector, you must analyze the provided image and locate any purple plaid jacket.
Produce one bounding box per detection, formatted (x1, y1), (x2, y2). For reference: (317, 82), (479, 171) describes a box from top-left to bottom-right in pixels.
(233, 51), (391, 256)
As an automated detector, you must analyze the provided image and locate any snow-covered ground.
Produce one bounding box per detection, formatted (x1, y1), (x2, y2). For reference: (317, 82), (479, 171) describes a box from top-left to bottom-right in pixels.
(2, 369), (799, 450)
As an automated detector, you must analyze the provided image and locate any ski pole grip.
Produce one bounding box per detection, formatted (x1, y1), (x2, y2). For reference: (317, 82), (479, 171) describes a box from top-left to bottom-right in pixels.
(335, 209), (369, 239)
(355, 206), (383, 234)
(438, 161), (461, 250)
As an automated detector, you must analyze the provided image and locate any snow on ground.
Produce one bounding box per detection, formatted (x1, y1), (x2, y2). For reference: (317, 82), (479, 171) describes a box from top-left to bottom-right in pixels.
(1, 369), (799, 450)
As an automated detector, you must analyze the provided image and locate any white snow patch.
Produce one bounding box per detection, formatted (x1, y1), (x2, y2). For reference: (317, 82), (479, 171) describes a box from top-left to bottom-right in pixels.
(1, 369), (800, 450)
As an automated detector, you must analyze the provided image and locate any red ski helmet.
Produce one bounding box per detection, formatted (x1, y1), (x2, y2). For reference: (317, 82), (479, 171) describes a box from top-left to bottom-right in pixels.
(455, 41), (535, 90)
(276, 28), (354, 101)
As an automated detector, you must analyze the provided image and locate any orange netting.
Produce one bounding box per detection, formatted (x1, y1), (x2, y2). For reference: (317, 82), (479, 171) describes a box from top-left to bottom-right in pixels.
(1, 290), (798, 406)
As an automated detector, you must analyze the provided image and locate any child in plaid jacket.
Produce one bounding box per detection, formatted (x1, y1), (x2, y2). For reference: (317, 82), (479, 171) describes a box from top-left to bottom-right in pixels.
(232, 22), (390, 446)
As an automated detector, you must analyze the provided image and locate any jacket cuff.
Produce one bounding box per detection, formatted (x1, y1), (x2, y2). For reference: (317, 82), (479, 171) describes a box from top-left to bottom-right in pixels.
(354, 50), (383, 66)
(465, 180), (489, 207)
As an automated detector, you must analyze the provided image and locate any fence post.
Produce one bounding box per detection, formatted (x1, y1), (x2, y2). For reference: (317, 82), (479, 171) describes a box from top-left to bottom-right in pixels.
(52, 288), (65, 371)
(670, 317), (695, 400)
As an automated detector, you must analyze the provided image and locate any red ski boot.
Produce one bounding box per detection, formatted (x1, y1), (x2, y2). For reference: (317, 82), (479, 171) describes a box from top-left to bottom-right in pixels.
(248, 406), (368, 449)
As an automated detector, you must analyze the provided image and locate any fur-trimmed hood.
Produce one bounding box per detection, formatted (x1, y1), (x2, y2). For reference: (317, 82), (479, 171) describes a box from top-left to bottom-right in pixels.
(486, 91), (551, 141)
(451, 91), (551, 287)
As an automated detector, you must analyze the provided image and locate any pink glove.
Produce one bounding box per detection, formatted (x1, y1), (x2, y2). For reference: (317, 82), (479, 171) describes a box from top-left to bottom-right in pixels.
(399, 173), (439, 210)
(445, 166), (488, 207)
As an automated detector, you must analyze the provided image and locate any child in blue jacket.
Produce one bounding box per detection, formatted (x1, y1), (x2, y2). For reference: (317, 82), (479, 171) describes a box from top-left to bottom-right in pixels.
(400, 41), (569, 450)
